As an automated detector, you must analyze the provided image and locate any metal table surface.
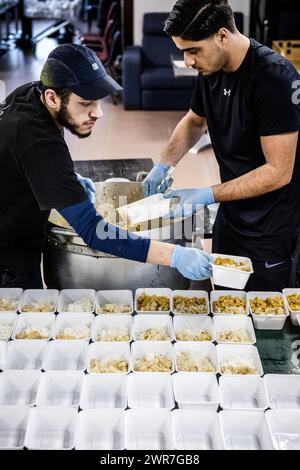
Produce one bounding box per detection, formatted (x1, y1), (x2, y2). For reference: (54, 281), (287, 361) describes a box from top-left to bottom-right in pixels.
(74, 158), (300, 375)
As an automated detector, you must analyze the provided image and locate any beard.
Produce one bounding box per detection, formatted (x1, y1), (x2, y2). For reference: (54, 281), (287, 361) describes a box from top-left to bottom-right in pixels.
(56, 101), (92, 139)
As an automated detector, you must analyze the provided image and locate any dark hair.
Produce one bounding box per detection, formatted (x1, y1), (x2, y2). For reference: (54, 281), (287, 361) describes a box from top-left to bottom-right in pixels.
(38, 82), (72, 105)
(164, 0), (236, 41)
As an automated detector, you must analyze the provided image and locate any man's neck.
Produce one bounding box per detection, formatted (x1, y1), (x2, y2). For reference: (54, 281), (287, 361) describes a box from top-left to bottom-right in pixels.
(223, 34), (251, 73)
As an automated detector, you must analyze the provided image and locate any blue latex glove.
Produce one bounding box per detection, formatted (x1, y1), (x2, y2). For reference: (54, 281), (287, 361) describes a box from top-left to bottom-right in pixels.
(164, 187), (215, 219)
(142, 163), (170, 197)
(171, 245), (213, 281)
(76, 172), (96, 204)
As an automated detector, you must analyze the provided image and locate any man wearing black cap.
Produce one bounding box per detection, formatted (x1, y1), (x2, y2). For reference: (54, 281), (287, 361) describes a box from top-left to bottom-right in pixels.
(0, 44), (213, 289)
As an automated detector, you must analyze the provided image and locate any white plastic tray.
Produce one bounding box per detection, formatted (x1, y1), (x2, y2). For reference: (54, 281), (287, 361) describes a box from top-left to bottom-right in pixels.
(117, 193), (171, 225)
(35, 371), (84, 407)
(96, 290), (133, 315)
(52, 313), (94, 341)
(213, 315), (256, 345)
(12, 313), (55, 341)
(217, 344), (264, 377)
(173, 316), (215, 343)
(0, 340), (6, 369)
(125, 409), (174, 450)
(0, 406), (30, 450)
(174, 342), (218, 374)
(0, 371), (42, 406)
(24, 407), (78, 450)
(92, 314), (132, 342)
(0, 313), (17, 341)
(172, 373), (220, 411)
(211, 254), (253, 290)
(219, 410), (274, 450)
(57, 289), (96, 314)
(264, 374), (300, 409)
(135, 288), (172, 314)
(80, 374), (127, 410)
(131, 341), (174, 373)
(219, 376), (268, 411)
(4, 340), (48, 370)
(127, 373), (175, 409)
(247, 292), (289, 330)
(87, 342), (130, 374)
(76, 410), (125, 450)
(282, 288), (300, 326)
(133, 314), (174, 342)
(20, 289), (59, 314)
(43, 340), (89, 372)
(265, 409), (300, 450)
(210, 290), (248, 316)
(0, 288), (23, 313)
(172, 410), (224, 450)
(172, 290), (210, 315)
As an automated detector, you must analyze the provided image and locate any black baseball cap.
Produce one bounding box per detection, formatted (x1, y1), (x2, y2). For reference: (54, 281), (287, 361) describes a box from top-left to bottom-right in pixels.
(40, 43), (122, 100)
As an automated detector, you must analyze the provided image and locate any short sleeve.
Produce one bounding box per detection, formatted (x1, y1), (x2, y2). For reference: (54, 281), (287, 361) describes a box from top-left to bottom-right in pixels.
(254, 63), (300, 136)
(18, 139), (87, 210)
(190, 74), (206, 117)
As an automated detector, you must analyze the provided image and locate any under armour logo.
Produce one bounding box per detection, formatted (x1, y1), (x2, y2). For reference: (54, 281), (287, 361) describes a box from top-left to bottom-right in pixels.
(224, 89), (231, 97)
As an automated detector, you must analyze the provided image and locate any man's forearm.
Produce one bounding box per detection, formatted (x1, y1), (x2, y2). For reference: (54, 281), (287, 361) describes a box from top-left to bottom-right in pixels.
(212, 163), (290, 202)
(159, 113), (207, 167)
(146, 240), (176, 266)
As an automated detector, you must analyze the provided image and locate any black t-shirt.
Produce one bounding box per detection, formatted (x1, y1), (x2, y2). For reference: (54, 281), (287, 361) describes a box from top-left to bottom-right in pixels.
(191, 38), (300, 241)
(0, 82), (87, 272)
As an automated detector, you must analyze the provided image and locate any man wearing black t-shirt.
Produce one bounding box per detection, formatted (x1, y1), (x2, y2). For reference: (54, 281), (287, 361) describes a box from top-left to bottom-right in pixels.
(0, 43), (214, 289)
(143, 0), (300, 291)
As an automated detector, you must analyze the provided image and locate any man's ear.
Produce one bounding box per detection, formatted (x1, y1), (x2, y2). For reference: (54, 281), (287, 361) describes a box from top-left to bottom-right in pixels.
(216, 28), (229, 47)
(44, 89), (60, 110)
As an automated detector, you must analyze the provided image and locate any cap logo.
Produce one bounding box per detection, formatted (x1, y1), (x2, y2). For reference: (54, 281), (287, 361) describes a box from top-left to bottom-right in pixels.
(92, 63), (99, 71)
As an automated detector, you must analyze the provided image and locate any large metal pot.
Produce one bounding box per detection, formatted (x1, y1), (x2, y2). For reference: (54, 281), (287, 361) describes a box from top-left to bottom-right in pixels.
(43, 182), (203, 291)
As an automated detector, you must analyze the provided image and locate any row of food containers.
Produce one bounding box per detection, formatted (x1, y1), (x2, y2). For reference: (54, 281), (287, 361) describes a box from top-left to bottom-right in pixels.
(0, 370), (299, 412)
(0, 406), (299, 450)
(0, 340), (264, 375)
(0, 313), (258, 344)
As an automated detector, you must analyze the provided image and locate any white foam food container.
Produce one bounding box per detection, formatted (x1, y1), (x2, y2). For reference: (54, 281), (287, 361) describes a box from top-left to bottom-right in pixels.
(0, 288), (23, 314)
(247, 292), (289, 330)
(265, 409), (300, 451)
(0, 406), (30, 450)
(133, 314), (174, 342)
(43, 340), (89, 372)
(173, 316), (215, 343)
(210, 290), (248, 316)
(174, 342), (218, 374)
(213, 315), (256, 345)
(172, 410), (224, 450)
(127, 373), (175, 409)
(125, 409), (174, 450)
(80, 374), (127, 410)
(87, 342), (130, 374)
(135, 288), (172, 314)
(282, 288), (300, 326)
(96, 290), (133, 315)
(131, 341), (174, 373)
(172, 290), (210, 315)
(92, 314), (132, 342)
(297, 313), (300, 327)
(58, 289), (96, 314)
(12, 313), (55, 341)
(216, 344), (264, 377)
(211, 254), (253, 290)
(76, 409), (125, 450)
(20, 289), (59, 314)
(117, 193), (171, 225)
(4, 340), (48, 370)
(35, 371), (84, 407)
(52, 313), (94, 341)
(24, 407), (78, 450)
(219, 376), (268, 411)
(0, 340), (6, 369)
(0, 370), (42, 406)
(0, 313), (17, 341)
(219, 410), (274, 450)
(172, 373), (220, 411)
(264, 374), (300, 410)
